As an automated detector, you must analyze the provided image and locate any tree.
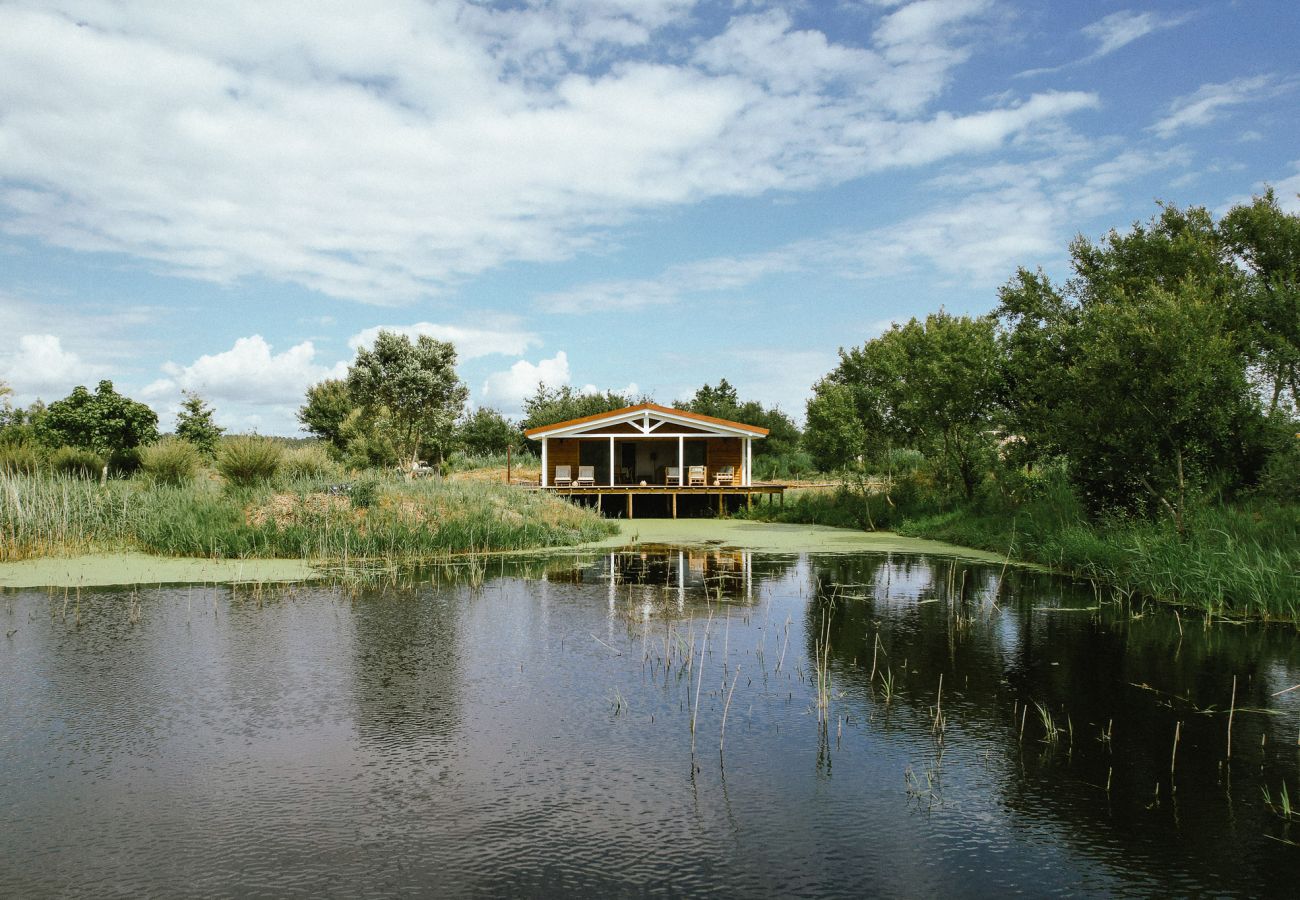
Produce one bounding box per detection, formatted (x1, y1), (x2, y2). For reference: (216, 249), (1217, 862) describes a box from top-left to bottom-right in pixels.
(809, 313), (1001, 497)
(995, 201), (1266, 519)
(519, 384), (635, 444)
(1219, 189), (1300, 412)
(346, 331), (468, 467)
(459, 407), (518, 457)
(675, 379), (802, 460)
(298, 379), (354, 455)
(803, 379), (865, 472)
(175, 391), (224, 457)
(37, 380), (158, 459)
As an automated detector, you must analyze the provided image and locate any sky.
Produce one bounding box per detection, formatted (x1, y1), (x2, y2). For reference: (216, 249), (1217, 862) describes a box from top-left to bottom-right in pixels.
(1, 0), (1297, 435)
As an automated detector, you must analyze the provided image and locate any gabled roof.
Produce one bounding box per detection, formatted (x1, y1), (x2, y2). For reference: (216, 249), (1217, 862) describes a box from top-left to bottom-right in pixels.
(524, 403), (769, 439)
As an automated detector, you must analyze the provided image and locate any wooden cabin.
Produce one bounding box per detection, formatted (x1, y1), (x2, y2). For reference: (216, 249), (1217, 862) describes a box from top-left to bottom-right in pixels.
(524, 403), (768, 488)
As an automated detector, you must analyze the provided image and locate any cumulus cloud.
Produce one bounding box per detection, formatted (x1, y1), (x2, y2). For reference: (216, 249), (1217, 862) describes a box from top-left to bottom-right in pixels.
(0, 333), (99, 396)
(0, 2), (1097, 302)
(1150, 75), (1291, 138)
(347, 322), (539, 359)
(144, 335), (348, 407)
(481, 351), (572, 411)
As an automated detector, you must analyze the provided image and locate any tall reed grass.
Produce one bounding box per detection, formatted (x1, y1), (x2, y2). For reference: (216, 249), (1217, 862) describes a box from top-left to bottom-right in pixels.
(0, 472), (616, 563)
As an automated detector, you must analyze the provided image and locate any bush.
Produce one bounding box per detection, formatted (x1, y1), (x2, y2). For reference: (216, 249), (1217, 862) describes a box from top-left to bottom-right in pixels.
(49, 446), (104, 479)
(217, 436), (283, 486)
(140, 437), (202, 485)
(0, 442), (42, 475)
(281, 445), (342, 481)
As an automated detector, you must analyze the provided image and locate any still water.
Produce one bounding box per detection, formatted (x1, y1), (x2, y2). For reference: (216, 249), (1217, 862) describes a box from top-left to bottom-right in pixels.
(3, 548), (1298, 897)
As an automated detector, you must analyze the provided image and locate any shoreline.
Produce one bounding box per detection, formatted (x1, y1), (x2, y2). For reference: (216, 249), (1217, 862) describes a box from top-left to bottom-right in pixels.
(0, 520), (1008, 589)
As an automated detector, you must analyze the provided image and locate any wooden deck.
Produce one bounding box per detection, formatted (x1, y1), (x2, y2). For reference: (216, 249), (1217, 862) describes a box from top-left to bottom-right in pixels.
(525, 482), (785, 519)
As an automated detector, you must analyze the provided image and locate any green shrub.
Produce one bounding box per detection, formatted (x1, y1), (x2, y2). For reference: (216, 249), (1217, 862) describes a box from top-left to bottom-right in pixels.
(140, 437), (201, 485)
(280, 445), (342, 481)
(0, 442), (42, 475)
(217, 436), (283, 486)
(49, 446), (104, 479)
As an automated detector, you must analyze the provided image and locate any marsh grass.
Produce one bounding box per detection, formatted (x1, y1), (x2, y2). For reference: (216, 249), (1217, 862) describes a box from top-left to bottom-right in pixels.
(0, 472), (615, 563)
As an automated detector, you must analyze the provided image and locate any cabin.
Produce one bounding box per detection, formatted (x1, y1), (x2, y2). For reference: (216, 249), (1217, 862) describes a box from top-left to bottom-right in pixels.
(523, 403), (784, 518)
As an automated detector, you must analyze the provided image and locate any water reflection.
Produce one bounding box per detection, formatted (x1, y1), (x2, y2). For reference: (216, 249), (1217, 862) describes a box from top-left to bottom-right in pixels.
(2, 549), (1298, 897)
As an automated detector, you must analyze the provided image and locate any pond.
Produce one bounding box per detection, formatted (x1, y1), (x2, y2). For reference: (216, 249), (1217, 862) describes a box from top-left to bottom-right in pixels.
(2, 546), (1298, 896)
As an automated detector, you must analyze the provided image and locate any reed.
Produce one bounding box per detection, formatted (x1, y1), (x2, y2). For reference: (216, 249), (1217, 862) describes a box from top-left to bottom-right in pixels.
(0, 471), (615, 562)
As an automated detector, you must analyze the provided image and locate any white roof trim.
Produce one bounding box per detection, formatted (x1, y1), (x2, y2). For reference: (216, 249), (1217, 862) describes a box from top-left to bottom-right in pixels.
(530, 407), (765, 440)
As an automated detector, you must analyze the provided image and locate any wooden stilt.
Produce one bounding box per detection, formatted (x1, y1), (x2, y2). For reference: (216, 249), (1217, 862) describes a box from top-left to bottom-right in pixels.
(672, 493), (677, 519)
(627, 493), (634, 519)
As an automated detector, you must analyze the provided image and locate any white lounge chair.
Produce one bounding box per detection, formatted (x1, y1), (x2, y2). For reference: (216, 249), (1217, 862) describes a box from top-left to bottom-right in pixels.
(553, 465), (572, 487)
(664, 466), (681, 486)
(688, 465), (706, 486)
(713, 465), (735, 486)
(576, 465), (596, 487)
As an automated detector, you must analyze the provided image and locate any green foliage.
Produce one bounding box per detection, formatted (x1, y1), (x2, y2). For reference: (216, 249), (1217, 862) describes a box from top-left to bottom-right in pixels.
(36, 380), (158, 457)
(459, 407), (519, 456)
(297, 379), (353, 455)
(217, 435), (283, 486)
(339, 407), (400, 470)
(48, 446), (105, 479)
(520, 384), (635, 443)
(0, 442), (42, 475)
(140, 436), (202, 486)
(0, 472), (615, 562)
(280, 445), (342, 482)
(174, 391), (224, 456)
(803, 379), (865, 472)
(808, 313), (1000, 498)
(996, 202), (1270, 519)
(347, 331), (469, 466)
(675, 378), (801, 459)
(1220, 189), (1300, 412)
(1253, 414), (1300, 502)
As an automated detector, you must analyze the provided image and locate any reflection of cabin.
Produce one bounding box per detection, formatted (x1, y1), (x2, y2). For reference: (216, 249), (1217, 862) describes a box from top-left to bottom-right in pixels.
(523, 403), (784, 517)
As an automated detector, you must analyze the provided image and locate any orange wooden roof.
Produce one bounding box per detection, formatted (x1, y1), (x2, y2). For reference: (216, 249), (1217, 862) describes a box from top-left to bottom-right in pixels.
(524, 402), (770, 437)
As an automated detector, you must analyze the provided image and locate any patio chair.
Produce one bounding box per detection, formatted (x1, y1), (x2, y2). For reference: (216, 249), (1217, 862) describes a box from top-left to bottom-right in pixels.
(553, 465), (572, 487)
(688, 465), (706, 486)
(713, 465), (735, 486)
(664, 466), (681, 486)
(576, 465), (596, 487)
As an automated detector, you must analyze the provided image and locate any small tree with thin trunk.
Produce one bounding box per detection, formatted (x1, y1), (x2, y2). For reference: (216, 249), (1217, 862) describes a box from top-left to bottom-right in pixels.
(175, 391), (224, 457)
(346, 331), (468, 468)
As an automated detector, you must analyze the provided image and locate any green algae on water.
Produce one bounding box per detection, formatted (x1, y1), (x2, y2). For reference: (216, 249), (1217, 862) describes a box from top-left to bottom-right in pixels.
(0, 553), (320, 589)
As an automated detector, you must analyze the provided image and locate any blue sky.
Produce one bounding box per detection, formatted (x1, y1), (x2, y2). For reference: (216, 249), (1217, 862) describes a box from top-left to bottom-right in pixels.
(1, 0), (1297, 434)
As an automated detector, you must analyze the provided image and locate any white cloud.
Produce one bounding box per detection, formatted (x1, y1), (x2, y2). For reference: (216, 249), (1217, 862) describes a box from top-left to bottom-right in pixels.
(1150, 75), (1290, 138)
(0, 2), (1098, 302)
(1082, 10), (1186, 59)
(0, 333), (99, 396)
(145, 335), (348, 407)
(347, 322), (539, 359)
(481, 351), (572, 412)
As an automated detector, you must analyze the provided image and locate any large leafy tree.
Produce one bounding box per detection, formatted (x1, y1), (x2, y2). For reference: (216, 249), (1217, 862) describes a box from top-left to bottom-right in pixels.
(37, 380), (158, 457)
(175, 391), (224, 457)
(346, 331), (468, 467)
(996, 201), (1265, 518)
(458, 407), (518, 456)
(806, 313), (1001, 497)
(1219, 189), (1300, 412)
(674, 378), (801, 459)
(298, 378), (353, 454)
(519, 384), (634, 437)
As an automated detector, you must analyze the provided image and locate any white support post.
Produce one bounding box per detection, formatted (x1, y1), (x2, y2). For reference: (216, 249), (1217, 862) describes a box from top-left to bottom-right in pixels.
(609, 436), (615, 487)
(678, 435), (684, 486)
(541, 439), (548, 487)
(746, 438), (752, 486)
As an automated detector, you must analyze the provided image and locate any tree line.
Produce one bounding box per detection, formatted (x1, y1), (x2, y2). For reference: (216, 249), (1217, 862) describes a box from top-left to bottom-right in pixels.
(803, 192), (1299, 522)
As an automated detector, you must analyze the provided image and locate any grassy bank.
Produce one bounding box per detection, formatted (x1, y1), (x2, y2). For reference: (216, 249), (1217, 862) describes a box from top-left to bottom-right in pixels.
(0, 472), (615, 563)
(741, 483), (1299, 620)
